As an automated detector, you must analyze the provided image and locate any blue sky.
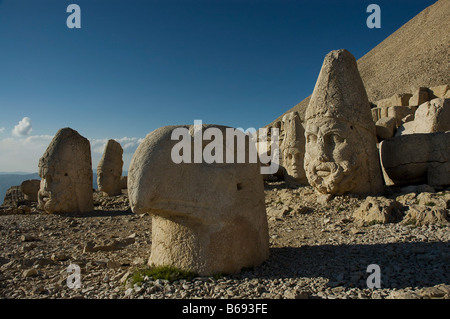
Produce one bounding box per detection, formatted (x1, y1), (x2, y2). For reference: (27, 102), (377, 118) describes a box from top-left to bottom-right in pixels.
(0, 0), (437, 172)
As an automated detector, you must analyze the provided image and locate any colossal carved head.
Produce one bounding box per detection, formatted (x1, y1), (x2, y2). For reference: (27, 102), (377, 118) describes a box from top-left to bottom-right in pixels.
(304, 49), (383, 195)
(97, 139), (123, 196)
(128, 124), (269, 275)
(38, 128), (93, 213)
(280, 112), (307, 185)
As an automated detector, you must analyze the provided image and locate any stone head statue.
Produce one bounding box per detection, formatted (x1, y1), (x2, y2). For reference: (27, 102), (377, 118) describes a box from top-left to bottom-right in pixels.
(281, 112), (308, 185)
(304, 49), (383, 195)
(128, 124), (269, 276)
(97, 139), (123, 196)
(38, 128), (93, 213)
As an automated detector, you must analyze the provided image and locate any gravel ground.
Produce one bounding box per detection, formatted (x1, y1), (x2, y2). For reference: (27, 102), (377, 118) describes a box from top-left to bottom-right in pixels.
(1, 183), (449, 299)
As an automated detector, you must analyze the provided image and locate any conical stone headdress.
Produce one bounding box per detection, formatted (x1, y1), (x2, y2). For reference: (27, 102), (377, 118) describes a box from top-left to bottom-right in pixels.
(305, 49), (375, 133)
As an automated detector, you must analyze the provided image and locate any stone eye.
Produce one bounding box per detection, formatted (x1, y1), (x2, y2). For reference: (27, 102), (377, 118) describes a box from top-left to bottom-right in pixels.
(332, 134), (344, 143)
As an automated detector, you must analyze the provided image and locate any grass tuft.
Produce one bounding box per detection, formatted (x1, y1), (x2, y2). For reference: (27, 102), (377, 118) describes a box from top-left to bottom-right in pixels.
(128, 265), (197, 286)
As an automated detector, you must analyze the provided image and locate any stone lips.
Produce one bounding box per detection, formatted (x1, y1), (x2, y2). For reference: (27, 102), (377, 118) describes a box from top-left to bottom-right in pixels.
(128, 125), (270, 276)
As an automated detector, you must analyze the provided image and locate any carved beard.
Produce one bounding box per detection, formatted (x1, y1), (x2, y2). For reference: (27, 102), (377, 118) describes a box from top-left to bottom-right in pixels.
(305, 158), (357, 194)
(38, 188), (58, 213)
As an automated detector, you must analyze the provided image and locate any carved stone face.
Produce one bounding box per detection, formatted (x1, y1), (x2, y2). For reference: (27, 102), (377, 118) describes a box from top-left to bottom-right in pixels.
(303, 49), (383, 195)
(280, 112), (307, 185)
(39, 158), (76, 213)
(304, 117), (362, 194)
(97, 139), (123, 196)
(38, 128), (93, 213)
(282, 145), (304, 181)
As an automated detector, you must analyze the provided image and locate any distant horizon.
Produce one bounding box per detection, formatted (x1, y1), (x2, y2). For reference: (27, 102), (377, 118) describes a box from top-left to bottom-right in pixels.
(0, 169), (129, 175)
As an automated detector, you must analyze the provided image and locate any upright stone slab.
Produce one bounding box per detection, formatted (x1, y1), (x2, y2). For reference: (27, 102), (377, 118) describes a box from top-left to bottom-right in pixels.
(38, 128), (93, 214)
(280, 112), (308, 185)
(409, 87), (430, 107)
(97, 139), (124, 196)
(128, 125), (269, 276)
(304, 49), (383, 195)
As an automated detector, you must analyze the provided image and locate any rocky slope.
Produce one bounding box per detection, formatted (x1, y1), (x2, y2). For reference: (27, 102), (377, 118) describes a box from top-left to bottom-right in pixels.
(1, 183), (449, 299)
(269, 0), (450, 126)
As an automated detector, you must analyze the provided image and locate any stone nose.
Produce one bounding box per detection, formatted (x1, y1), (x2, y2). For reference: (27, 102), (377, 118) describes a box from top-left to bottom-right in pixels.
(316, 136), (330, 162)
(42, 175), (52, 190)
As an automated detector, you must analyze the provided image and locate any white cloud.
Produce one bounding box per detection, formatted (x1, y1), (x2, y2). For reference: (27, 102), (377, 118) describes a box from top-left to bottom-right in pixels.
(0, 133), (143, 173)
(12, 117), (32, 137)
(90, 137), (144, 155)
(0, 135), (53, 172)
(0, 127), (5, 133)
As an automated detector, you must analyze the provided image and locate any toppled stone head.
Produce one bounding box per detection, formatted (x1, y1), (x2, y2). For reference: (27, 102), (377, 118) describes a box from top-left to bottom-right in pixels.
(128, 124), (269, 276)
(97, 139), (124, 196)
(380, 131), (450, 187)
(304, 49), (383, 195)
(38, 128), (93, 213)
(281, 112), (308, 185)
(20, 179), (40, 202)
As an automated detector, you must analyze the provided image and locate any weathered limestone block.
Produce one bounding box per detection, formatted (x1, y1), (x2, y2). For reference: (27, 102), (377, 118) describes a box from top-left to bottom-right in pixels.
(401, 114), (415, 124)
(128, 125), (269, 276)
(376, 93), (413, 108)
(38, 128), (93, 214)
(371, 106), (390, 123)
(401, 206), (449, 226)
(409, 87), (430, 106)
(371, 108), (381, 123)
(429, 84), (449, 98)
(445, 90), (450, 99)
(280, 112), (308, 185)
(3, 186), (24, 206)
(97, 139), (124, 196)
(397, 98), (450, 135)
(353, 197), (403, 225)
(387, 105), (413, 127)
(304, 49), (383, 195)
(376, 116), (397, 140)
(380, 132), (450, 187)
(20, 179), (40, 202)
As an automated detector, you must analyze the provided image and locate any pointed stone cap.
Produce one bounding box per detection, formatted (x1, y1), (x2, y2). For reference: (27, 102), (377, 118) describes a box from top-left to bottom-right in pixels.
(305, 49), (374, 132)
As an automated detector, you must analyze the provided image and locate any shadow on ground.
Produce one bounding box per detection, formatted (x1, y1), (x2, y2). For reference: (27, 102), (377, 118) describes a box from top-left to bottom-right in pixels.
(246, 242), (450, 289)
(53, 209), (133, 218)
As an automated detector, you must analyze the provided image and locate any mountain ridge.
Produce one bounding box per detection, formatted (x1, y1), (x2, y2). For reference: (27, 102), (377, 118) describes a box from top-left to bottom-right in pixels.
(267, 0), (450, 126)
